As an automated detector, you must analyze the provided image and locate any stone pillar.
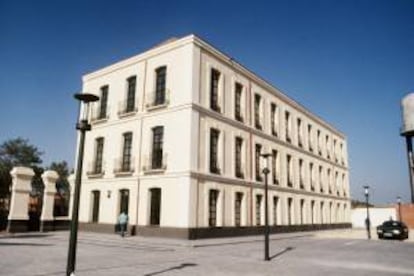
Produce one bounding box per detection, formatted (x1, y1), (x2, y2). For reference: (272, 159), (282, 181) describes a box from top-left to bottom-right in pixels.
(40, 170), (58, 232)
(7, 167), (34, 233)
(68, 174), (75, 219)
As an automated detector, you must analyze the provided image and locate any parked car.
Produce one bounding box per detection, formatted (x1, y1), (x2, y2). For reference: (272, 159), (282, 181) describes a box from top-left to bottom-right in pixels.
(377, 220), (409, 240)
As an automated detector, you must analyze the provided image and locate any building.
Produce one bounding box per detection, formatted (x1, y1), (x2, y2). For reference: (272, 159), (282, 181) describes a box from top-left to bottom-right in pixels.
(77, 34), (351, 239)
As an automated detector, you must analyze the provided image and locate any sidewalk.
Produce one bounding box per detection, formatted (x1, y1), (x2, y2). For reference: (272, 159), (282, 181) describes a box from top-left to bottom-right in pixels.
(313, 228), (414, 242)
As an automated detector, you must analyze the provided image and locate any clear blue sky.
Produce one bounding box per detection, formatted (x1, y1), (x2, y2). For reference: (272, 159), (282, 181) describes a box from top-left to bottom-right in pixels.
(1, 0), (413, 204)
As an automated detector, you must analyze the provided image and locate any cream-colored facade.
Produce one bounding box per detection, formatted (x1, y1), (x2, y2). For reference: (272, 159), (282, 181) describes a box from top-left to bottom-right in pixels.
(77, 35), (351, 238)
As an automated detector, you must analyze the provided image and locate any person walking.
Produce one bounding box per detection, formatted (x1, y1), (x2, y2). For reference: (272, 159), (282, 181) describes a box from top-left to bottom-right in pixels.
(118, 212), (128, 237)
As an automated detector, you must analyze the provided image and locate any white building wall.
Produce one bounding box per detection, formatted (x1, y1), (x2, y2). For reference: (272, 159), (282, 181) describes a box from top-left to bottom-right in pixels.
(351, 207), (396, 228)
(76, 35), (351, 235)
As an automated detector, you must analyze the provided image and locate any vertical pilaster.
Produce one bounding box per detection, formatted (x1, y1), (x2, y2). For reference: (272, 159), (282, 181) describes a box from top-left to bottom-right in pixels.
(40, 170), (59, 232)
(7, 167), (34, 233)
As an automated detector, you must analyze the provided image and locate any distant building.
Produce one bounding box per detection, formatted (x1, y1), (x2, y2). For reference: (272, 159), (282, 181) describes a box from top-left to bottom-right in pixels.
(77, 35), (351, 238)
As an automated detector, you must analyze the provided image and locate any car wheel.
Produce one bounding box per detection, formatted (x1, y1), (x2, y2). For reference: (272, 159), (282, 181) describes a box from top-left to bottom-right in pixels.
(378, 234), (383, 239)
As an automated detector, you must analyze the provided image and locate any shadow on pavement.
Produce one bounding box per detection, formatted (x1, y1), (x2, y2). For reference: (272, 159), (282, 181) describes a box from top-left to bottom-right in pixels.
(143, 263), (198, 276)
(0, 241), (53, 246)
(193, 234), (311, 248)
(0, 233), (53, 239)
(270, 246), (294, 260)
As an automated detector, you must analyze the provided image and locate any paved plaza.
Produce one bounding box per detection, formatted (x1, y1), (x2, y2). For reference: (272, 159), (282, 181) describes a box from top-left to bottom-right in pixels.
(1, 229), (414, 276)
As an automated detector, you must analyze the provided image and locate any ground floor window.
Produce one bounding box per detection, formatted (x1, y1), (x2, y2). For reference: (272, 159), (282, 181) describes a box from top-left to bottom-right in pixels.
(235, 192), (243, 226)
(91, 190), (100, 223)
(300, 199), (305, 224)
(150, 188), (161, 225)
(119, 189), (129, 214)
(209, 189), (219, 227)
(287, 198), (293, 225)
(273, 196), (278, 225)
(256, 195), (262, 226)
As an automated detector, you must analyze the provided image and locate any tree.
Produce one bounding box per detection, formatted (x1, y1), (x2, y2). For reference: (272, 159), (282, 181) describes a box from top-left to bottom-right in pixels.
(49, 161), (71, 216)
(49, 161), (70, 194)
(0, 137), (43, 198)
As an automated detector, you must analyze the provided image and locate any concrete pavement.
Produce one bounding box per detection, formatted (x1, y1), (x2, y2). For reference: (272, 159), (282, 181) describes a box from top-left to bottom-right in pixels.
(1, 229), (414, 275)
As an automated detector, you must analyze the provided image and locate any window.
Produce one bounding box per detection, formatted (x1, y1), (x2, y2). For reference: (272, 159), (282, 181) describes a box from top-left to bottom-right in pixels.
(327, 169), (332, 194)
(308, 124), (313, 152)
(287, 154), (292, 187)
(320, 202), (324, 224)
(287, 198), (293, 225)
(340, 143), (344, 165)
(235, 137), (244, 178)
(271, 103), (278, 136)
(335, 172), (339, 196)
(317, 130), (322, 155)
(210, 128), (220, 174)
(285, 111), (291, 143)
(151, 126), (164, 169)
(255, 144), (263, 182)
(119, 189), (129, 214)
(299, 159), (304, 189)
(91, 190), (100, 223)
(121, 132), (132, 172)
(319, 166), (324, 193)
(126, 76), (136, 113)
(94, 137), (104, 174)
(333, 139), (338, 163)
(272, 149), (279, 185)
(254, 94), (262, 130)
(326, 135), (330, 159)
(273, 196), (279, 225)
(309, 162), (314, 191)
(235, 192), (243, 226)
(256, 195), (262, 226)
(297, 118), (303, 148)
(209, 189), (219, 227)
(234, 82), (243, 122)
(342, 173), (346, 196)
(311, 200), (315, 224)
(150, 188), (161, 225)
(210, 68), (221, 112)
(300, 199), (305, 224)
(99, 85), (109, 119)
(155, 66), (167, 106)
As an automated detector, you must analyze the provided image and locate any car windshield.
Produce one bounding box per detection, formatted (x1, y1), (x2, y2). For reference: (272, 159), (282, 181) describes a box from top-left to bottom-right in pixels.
(383, 221), (403, 227)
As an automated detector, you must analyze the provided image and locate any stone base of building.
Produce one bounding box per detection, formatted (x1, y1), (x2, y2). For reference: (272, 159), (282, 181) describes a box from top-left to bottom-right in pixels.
(79, 223), (351, 239)
(7, 219), (28, 233)
(39, 219), (70, 232)
(80, 222), (136, 236)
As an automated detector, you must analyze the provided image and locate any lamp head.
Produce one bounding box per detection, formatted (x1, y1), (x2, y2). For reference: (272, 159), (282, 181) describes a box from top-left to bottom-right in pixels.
(363, 185), (369, 196)
(74, 93), (99, 121)
(397, 196), (401, 204)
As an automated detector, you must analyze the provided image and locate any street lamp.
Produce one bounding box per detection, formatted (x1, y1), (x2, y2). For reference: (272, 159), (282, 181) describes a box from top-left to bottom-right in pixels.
(67, 93), (99, 276)
(363, 185), (371, 240)
(261, 153), (271, 261)
(397, 196), (402, 222)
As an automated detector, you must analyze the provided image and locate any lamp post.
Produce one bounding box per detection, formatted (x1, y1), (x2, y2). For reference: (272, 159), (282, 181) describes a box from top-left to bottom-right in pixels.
(261, 153), (271, 261)
(397, 196), (402, 222)
(67, 93), (99, 276)
(363, 186), (371, 240)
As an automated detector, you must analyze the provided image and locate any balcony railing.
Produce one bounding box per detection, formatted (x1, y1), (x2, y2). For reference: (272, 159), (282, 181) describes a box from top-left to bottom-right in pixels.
(113, 157), (135, 175)
(118, 100), (138, 117)
(86, 161), (105, 177)
(146, 89), (170, 110)
(91, 105), (110, 123)
(142, 153), (168, 173)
